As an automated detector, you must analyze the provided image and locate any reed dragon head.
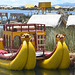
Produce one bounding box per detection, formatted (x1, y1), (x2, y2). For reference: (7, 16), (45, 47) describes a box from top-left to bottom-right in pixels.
(21, 33), (31, 42)
(56, 34), (65, 43)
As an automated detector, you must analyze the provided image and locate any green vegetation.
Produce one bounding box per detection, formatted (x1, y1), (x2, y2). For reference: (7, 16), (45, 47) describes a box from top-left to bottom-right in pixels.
(45, 27), (75, 52)
(19, 15), (30, 23)
(0, 28), (3, 38)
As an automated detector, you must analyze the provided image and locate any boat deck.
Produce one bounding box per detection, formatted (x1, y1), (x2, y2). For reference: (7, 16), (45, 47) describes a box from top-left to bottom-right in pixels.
(36, 51), (51, 56)
(4, 51), (51, 60)
(36, 51), (51, 60)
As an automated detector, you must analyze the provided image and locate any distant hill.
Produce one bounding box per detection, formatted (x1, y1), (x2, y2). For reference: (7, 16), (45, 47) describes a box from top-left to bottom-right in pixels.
(0, 2), (75, 7)
(52, 2), (75, 7)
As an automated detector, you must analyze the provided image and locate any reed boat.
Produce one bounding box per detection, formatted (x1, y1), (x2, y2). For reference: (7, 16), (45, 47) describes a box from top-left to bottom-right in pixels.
(0, 33), (70, 70)
(0, 23), (70, 70)
(0, 33), (36, 70)
(38, 34), (70, 69)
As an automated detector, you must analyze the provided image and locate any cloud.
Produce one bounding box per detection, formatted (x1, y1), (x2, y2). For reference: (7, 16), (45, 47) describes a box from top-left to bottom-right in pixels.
(11, 0), (17, 2)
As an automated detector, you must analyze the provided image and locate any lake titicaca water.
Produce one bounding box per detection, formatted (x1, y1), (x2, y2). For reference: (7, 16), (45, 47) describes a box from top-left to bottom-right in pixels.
(0, 9), (75, 18)
(0, 67), (75, 75)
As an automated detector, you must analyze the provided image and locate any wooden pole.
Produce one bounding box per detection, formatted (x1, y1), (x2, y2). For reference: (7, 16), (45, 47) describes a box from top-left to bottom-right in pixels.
(7, 35), (8, 49)
(3, 34), (5, 48)
(12, 40), (14, 49)
(9, 36), (11, 48)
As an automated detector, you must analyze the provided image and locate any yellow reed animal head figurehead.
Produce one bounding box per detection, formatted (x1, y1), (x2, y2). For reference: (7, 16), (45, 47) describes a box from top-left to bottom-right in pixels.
(21, 33), (31, 42)
(56, 34), (65, 43)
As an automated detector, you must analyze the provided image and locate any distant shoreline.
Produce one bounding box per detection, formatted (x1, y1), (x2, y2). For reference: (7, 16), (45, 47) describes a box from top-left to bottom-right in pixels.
(0, 7), (75, 11)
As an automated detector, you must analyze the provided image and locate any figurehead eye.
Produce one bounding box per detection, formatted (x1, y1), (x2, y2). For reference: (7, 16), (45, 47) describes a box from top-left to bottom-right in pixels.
(62, 36), (65, 38)
(57, 36), (60, 38)
(22, 35), (25, 37)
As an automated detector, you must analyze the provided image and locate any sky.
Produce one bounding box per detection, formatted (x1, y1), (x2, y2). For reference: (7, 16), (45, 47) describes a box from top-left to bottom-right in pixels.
(0, 0), (75, 6)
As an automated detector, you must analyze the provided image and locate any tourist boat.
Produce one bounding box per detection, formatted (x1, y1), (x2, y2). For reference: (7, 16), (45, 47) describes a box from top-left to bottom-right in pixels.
(0, 24), (70, 70)
(38, 34), (70, 69)
(0, 33), (36, 70)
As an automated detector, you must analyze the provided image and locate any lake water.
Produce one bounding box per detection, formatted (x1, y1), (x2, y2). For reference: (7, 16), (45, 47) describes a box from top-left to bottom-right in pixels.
(0, 9), (75, 18)
(0, 9), (43, 18)
(0, 67), (74, 75)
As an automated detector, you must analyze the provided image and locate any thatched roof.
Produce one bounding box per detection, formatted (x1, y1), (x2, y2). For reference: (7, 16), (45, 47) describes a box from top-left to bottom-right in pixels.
(66, 15), (75, 27)
(27, 14), (62, 28)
